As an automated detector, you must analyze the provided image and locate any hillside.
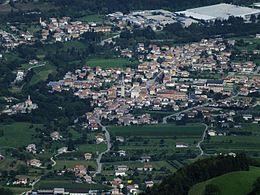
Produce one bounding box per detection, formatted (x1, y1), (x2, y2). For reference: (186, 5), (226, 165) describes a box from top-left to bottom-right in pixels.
(189, 166), (260, 195)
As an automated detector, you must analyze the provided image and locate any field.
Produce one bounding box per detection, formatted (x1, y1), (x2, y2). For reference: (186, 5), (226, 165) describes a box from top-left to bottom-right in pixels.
(85, 58), (138, 68)
(202, 123), (260, 156)
(78, 14), (105, 23)
(100, 123), (205, 183)
(36, 179), (111, 190)
(29, 64), (57, 86)
(189, 166), (260, 195)
(108, 123), (204, 137)
(0, 122), (42, 148)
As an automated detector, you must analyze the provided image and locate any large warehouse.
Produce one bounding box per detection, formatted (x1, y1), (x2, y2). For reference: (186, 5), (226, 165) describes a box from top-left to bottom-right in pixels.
(177, 3), (260, 22)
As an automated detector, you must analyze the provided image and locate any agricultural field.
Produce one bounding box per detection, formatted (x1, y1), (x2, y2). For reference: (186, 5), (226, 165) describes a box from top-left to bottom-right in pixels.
(35, 178), (111, 190)
(108, 123), (204, 137)
(101, 123), (205, 184)
(78, 14), (105, 23)
(85, 58), (138, 68)
(202, 123), (260, 157)
(189, 166), (260, 195)
(29, 64), (57, 86)
(0, 122), (42, 148)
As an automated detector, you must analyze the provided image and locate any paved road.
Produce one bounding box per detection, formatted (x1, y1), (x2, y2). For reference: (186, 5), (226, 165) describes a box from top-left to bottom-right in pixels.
(28, 63), (46, 71)
(146, 71), (163, 89)
(163, 92), (240, 124)
(196, 123), (208, 156)
(162, 103), (209, 124)
(94, 118), (112, 176)
(100, 33), (120, 45)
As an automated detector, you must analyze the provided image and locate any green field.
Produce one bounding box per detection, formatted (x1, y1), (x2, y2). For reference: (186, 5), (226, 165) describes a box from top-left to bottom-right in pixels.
(78, 14), (105, 23)
(36, 179), (111, 190)
(78, 143), (107, 154)
(189, 166), (260, 195)
(29, 64), (57, 85)
(202, 123), (260, 156)
(108, 123), (205, 137)
(0, 122), (42, 148)
(85, 58), (138, 68)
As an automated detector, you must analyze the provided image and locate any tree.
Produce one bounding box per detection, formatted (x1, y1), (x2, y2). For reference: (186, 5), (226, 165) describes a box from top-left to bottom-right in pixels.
(204, 184), (221, 195)
(0, 188), (13, 195)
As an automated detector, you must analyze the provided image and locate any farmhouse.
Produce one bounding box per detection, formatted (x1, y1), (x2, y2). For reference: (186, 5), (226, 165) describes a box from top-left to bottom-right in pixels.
(28, 159), (42, 168)
(176, 142), (189, 148)
(84, 153), (92, 160)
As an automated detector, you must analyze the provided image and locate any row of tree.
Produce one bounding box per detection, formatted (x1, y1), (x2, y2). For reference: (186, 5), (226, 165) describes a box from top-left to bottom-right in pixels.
(143, 154), (249, 195)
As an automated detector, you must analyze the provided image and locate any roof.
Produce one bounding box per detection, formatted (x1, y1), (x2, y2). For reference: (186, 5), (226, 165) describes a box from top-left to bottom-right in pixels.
(177, 3), (260, 21)
(207, 79), (224, 84)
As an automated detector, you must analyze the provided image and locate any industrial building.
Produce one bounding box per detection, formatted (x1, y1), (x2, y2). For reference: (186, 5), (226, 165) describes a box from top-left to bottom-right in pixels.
(177, 3), (260, 22)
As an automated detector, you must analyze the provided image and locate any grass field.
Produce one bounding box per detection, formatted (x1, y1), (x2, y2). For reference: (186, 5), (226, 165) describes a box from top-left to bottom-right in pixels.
(0, 186), (30, 195)
(85, 58), (138, 68)
(78, 144), (107, 154)
(202, 123), (260, 156)
(189, 166), (260, 195)
(36, 179), (111, 190)
(29, 64), (57, 86)
(108, 123), (204, 137)
(0, 122), (42, 148)
(78, 14), (105, 23)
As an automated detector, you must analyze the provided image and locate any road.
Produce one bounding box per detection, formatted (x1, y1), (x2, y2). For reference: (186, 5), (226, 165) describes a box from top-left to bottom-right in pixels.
(28, 63), (46, 71)
(100, 33), (120, 45)
(196, 123), (208, 156)
(146, 71), (163, 89)
(94, 118), (112, 176)
(163, 91), (240, 124)
(162, 103), (209, 124)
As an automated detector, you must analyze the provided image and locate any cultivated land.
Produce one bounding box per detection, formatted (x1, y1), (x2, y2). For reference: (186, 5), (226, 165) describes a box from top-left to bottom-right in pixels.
(99, 123), (205, 183)
(29, 64), (57, 86)
(108, 123), (204, 137)
(0, 122), (42, 148)
(85, 58), (138, 68)
(189, 166), (260, 195)
(202, 123), (260, 156)
(35, 179), (111, 190)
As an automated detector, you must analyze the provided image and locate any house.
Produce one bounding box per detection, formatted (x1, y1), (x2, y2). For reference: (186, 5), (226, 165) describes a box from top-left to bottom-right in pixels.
(116, 165), (129, 171)
(143, 164), (153, 171)
(28, 159), (42, 168)
(50, 131), (62, 141)
(58, 147), (68, 154)
(116, 136), (125, 142)
(84, 153), (92, 160)
(208, 129), (217, 136)
(13, 177), (29, 185)
(0, 154), (4, 161)
(26, 144), (37, 154)
(115, 170), (127, 177)
(118, 150), (126, 157)
(243, 114), (253, 121)
(140, 156), (151, 162)
(83, 175), (92, 183)
(95, 134), (105, 144)
(145, 181), (154, 188)
(176, 142), (189, 148)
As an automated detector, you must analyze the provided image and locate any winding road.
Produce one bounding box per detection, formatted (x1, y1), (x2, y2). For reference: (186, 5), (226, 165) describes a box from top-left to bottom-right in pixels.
(94, 118), (112, 177)
(196, 123), (208, 156)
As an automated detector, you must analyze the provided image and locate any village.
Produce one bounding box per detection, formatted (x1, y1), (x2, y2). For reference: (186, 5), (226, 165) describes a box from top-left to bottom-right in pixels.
(38, 37), (260, 194)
